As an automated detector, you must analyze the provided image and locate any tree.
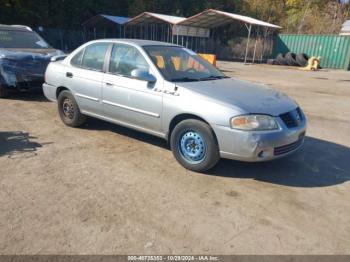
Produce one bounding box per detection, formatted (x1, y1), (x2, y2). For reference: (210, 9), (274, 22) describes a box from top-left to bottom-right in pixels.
(0, 0), (348, 33)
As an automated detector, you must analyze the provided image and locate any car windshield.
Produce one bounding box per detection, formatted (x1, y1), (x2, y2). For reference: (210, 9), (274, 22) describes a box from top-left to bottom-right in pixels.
(143, 45), (227, 82)
(0, 29), (50, 49)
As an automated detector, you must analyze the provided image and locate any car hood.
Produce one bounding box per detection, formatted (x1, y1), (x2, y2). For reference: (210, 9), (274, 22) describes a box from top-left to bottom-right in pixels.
(0, 48), (64, 60)
(176, 78), (297, 116)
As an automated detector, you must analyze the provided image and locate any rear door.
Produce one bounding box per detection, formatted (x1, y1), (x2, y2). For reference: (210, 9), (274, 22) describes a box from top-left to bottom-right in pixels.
(102, 43), (163, 134)
(65, 42), (110, 115)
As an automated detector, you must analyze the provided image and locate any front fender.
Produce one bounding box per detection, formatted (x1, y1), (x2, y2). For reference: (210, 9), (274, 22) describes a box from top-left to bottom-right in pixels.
(162, 91), (243, 136)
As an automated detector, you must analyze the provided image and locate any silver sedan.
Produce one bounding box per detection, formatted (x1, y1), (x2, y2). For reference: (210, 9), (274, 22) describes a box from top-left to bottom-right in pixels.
(43, 39), (307, 172)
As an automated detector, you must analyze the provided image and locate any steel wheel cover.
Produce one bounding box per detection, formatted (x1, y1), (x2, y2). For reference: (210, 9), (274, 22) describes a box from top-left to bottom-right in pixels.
(179, 130), (206, 164)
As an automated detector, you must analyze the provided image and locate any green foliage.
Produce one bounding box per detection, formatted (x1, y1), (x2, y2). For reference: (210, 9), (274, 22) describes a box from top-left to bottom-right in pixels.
(0, 0), (348, 33)
(0, 0), (129, 29)
(242, 0), (349, 33)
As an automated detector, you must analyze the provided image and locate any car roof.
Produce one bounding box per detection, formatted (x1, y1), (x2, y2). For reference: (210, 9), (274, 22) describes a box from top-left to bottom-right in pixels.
(89, 38), (181, 47)
(0, 24), (33, 32)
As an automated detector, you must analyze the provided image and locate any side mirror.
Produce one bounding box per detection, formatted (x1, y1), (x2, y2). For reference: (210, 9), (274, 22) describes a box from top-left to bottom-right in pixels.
(131, 69), (156, 83)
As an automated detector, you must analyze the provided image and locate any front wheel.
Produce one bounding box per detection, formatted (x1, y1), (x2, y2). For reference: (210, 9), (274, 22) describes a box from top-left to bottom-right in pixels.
(57, 90), (86, 127)
(170, 119), (220, 172)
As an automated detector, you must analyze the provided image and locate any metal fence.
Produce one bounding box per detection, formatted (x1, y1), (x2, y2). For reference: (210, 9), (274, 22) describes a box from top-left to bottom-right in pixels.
(124, 25), (274, 62)
(34, 26), (274, 62)
(273, 34), (350, 70)
(35, 28), (86, 53)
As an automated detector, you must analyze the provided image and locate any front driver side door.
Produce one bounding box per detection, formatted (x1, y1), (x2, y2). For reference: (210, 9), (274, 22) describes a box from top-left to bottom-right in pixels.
(102, 43), (163, 135)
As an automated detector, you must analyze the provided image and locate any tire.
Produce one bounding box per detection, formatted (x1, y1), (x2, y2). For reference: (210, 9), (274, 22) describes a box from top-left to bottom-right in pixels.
(267, 59), (275, 65)
(275, 53), (288, 65)
(57, 90), (86, 127)
(170, 119), (220, 172)
(296, 53), (309, 67)
(285, 52), (298, 66)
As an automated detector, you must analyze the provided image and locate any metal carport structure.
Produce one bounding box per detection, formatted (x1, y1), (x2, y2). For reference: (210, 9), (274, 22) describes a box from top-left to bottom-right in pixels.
(124, 12), (185, 42)
(176, 9), (281, 63)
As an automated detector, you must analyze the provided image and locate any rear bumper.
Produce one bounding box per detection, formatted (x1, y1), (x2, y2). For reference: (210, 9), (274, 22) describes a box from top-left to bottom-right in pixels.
(42, 83), (57, 101)
(213, 117), (307, 162)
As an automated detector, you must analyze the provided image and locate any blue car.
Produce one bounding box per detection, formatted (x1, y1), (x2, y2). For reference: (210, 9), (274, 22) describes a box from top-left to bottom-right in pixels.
(0, 24), (64, 98)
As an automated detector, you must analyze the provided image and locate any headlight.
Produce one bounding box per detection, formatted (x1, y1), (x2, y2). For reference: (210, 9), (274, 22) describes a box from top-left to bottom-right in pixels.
(230, 115), (278, 131)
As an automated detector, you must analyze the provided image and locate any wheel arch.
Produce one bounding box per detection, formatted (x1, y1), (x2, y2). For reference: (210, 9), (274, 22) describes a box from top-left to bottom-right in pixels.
(167, 113), (219, 145)
(56, 86), (70, 99)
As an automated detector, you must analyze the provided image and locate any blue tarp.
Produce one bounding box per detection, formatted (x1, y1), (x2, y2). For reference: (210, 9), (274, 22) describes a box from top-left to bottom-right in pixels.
(83, 14), (130, 27)
(101, 15), (130, 25)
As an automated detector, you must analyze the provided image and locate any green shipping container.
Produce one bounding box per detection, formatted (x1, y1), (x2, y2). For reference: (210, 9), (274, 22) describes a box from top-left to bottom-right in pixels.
(273, 34), (350, 70)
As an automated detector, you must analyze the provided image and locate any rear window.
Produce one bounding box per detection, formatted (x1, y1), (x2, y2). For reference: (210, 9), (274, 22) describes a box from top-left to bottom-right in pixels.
(0, 29), (50, 49)
(81, 43), (109, 71)
(71, 50), (84, 67)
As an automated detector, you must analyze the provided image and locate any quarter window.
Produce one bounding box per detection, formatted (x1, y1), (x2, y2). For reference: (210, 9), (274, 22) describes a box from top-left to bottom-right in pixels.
(81, 43), (109, 71)
(109, 44), (149, 77)
(71, 49), (84, 67)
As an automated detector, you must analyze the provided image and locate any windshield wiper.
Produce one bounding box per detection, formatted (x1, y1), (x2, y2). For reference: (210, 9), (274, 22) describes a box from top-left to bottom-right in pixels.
(170, 77), (200, 82)
(199, 75), (229, 81)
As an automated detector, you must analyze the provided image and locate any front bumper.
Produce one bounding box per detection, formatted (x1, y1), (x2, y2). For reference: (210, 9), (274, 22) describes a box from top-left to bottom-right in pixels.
(213, 116), (307, 162)
(0, 59), (47, 91)
(15, 76), (44, 91)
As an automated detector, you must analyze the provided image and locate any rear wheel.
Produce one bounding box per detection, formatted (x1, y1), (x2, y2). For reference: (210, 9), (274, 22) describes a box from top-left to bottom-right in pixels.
(57, 90), (86, 127)
(170, 119), (220, 172)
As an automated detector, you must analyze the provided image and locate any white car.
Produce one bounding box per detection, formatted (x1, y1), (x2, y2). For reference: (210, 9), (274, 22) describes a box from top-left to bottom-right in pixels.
(43, 39), (306, 172)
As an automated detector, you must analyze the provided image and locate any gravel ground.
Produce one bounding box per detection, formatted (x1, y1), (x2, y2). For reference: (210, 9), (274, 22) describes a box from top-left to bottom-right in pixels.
(0, 62), (349, 254)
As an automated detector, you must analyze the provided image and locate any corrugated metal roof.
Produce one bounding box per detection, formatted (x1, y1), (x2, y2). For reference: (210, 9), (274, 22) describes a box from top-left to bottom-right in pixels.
(177, 9), (281, 29)
(84, 9), (280, 29)
(126, 12), (186, 25)
(82, 14), (130, 26)
(101, 15), (130, 25)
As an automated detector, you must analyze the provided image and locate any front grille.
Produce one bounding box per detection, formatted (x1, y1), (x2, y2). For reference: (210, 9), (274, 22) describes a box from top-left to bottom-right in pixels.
(16, 80), (43, 89)
(279, 107), (303, 128)
(274, 139), (303, 156)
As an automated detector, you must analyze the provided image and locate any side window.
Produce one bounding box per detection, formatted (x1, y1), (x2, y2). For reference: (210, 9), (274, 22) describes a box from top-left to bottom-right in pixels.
(70, 49), (84, 67)
(81, 43), (109, 71)
(109, 44), (149, 77)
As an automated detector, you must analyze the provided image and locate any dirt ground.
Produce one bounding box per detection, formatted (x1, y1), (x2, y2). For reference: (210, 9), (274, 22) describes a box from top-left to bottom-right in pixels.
(0, 62), (349, 255)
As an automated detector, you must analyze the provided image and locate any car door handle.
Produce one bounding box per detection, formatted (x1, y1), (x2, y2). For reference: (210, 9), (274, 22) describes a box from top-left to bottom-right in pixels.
(105, 82), (113, 86)
(66, 72), (73, 78)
